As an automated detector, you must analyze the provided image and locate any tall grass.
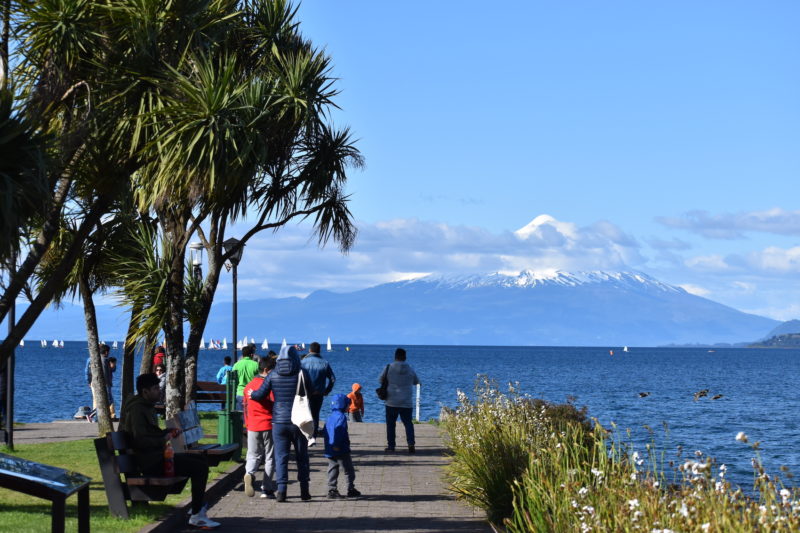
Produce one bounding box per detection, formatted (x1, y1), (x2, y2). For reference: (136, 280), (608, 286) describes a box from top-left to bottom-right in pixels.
(441, 378), (800, 532)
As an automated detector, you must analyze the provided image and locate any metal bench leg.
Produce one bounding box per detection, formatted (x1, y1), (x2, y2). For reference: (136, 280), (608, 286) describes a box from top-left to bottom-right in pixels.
(78, 485), (90, 533)
(52, 497), (65, 533)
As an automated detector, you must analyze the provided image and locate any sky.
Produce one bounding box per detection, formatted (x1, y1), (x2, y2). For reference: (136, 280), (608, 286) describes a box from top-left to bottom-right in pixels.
(217, 1), (800, 321)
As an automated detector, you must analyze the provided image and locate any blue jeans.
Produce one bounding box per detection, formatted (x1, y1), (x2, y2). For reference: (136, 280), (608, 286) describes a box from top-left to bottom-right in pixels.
(385, 405), (414, 448)
(272, 422), (310, 493)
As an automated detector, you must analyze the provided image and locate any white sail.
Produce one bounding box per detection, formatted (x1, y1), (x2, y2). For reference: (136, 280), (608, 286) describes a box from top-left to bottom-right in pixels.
(112, 341), (118, 349)
(222, 338), (228, 350)
(623, 346), (629, 352)
(281, 338), (287, 349)
(250, 337), (255, 344)
(19, 339), (24, 347)
(326, 337), (332, 352)
(262, 339), (269, 350)
(59, 340), (64, 348)
(200, 337), (206, 349)
(52, 339), (58, 347)
(41, 340), (46, 347)
(301, 342), (305, 349)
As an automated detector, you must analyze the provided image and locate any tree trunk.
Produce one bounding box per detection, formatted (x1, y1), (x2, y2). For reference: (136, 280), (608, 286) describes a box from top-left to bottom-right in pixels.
(163, 217), (188, 420)
(79, 275), (113, 436)
(119, 301), (142, 425)
(184, 255), (224, 406)
(139, 331), (158, 376)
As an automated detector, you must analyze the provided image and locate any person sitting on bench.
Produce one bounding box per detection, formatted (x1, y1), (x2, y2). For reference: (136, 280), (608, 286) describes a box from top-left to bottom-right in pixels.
(120, 373), (220, 529)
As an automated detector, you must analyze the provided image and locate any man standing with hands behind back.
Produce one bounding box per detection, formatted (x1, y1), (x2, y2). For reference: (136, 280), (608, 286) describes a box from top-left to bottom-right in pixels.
(301, 342), (336, 438)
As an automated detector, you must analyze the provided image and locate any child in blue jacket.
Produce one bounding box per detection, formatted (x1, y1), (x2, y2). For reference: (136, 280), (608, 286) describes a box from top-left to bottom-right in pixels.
(324, 394), (361, 498)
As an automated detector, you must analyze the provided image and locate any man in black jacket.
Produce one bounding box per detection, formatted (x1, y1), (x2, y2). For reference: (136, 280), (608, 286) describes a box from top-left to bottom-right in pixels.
(121, 373), (220, 529)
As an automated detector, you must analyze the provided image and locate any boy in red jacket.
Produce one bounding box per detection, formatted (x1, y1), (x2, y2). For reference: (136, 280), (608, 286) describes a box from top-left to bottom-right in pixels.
(243, 356), (277, 498)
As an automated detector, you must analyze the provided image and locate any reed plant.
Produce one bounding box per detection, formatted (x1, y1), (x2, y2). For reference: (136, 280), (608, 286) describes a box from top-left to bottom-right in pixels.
(442, 378), (800, 532)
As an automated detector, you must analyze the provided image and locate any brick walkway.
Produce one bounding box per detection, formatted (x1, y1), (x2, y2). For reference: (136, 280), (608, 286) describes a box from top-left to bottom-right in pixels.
(183, 422), (490, 533)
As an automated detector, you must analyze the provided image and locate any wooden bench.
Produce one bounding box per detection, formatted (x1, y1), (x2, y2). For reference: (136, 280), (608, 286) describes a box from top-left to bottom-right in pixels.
(195, 381), (226, 408)
(165, 403), (238, 467)
(94, 431), (189, 519)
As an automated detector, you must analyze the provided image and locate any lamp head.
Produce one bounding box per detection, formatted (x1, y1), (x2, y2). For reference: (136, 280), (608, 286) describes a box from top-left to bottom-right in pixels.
(222, 237), (244, 266)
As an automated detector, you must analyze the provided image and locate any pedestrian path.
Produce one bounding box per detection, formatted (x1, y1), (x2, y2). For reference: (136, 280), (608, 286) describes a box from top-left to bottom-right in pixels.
(185, 422), (490, 532)
(10, 420), (101, 445)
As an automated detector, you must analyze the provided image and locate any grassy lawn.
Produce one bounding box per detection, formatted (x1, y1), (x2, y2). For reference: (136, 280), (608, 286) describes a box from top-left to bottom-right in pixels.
(0, 413), (239, 533)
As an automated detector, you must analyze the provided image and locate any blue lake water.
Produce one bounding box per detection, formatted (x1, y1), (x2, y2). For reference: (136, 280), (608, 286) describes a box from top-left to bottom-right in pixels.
(8, 342), (800, 490)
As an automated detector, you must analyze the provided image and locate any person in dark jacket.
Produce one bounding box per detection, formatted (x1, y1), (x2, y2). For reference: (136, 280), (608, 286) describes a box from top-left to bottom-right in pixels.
(251, 345), (315, 502)
(301, 341), (336, 436)
(85, 343), (115, 420)
(120, 373), (219, 529)
(323, 394), (360, 499)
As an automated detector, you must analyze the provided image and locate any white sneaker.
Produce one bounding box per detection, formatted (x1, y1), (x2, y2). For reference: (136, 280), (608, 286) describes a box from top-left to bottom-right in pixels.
(244, 472), (255, 497)
(188, 508), (220, 529)
(308, 437), (316, 447)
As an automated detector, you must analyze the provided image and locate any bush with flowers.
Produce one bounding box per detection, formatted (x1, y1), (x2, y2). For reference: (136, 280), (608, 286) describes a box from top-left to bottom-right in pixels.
(441, 377), (800, 532)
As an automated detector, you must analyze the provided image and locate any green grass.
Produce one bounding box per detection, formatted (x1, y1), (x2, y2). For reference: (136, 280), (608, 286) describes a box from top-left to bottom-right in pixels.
(0, 412), (238, 533)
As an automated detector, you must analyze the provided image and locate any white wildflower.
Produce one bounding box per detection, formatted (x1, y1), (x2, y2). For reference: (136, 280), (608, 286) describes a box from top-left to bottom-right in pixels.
(633, 510), (642, 521)
(781, 488), (791, 504)
(701, 523), (710, 532)
(736, 431), (748, 443)
(628, 499), (640, 510)
(582, 505), (595, 516)
(572, 499), (579, 508)
(679, 503), (689, 518)
(578, 486), (589, 497)
(715, 481), (724, 493)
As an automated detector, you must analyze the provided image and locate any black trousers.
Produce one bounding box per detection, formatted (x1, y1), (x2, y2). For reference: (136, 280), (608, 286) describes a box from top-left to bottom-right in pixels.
(309, 395), (324, 435)
(143, 453), (209, 514)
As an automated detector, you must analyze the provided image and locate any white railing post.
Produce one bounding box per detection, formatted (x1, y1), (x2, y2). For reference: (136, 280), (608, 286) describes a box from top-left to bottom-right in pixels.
(415, 383), (420, 422)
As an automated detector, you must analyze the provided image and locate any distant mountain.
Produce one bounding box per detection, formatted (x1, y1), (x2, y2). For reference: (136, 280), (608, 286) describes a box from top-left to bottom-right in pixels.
(200, 270), (778, 346)
(749, 333), (800, 349)
(761, 319), (800, 340)
(12, 270), (782, 347)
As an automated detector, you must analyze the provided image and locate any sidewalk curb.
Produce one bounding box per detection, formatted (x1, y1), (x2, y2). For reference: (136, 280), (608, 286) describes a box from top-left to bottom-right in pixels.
(137, 460), (245, 533)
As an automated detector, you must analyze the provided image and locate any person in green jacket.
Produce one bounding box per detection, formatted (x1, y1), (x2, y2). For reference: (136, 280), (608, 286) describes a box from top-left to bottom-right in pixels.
(232, 344), (259, 410)
(120, 373), (220, 529)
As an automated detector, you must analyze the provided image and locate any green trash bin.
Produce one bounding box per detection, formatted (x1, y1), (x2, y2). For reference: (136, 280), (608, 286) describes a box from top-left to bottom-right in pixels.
(218, 410), (243, 461)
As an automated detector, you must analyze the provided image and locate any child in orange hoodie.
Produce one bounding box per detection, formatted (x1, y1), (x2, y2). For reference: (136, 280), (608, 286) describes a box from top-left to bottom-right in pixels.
(346, 383), (364, 422)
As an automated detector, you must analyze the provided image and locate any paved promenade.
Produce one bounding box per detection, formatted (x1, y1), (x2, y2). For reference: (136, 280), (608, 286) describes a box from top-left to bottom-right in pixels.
(183, 422), (490, 533)
(10, 419), (100, 445)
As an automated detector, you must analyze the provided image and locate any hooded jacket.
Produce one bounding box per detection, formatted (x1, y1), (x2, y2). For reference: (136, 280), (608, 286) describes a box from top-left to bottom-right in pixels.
(324, 394), (351, 458)
(119, 394), (169, 473)
(251, 346), (314, 424)
(346, 383), (363, 413)
(243, 375), (274, 431)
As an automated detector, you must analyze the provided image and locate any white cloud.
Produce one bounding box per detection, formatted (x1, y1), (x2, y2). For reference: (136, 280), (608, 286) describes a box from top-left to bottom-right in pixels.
(678, 284), (711, 297)
(656, 208), (800, 239)
(222, 214), (643, 300)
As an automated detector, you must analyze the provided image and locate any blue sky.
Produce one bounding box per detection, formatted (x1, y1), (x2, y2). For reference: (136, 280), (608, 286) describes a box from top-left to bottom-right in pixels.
(221, 2), (800, 320)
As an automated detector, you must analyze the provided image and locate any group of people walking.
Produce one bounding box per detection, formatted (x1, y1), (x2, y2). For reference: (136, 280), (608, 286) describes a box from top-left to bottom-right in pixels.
(113, 342), (420, 530)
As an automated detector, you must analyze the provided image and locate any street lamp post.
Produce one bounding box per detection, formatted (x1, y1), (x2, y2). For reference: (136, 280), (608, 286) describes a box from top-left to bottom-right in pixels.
(4, 249), (16, 448)
(189, 242), (203, 281)
(222, 238), (244, 362)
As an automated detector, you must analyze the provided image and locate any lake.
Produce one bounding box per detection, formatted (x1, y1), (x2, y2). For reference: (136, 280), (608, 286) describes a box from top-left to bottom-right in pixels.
(7, 342), (799, 490)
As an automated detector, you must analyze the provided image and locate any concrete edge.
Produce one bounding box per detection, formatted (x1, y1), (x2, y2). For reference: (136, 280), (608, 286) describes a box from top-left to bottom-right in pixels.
(137, 460), (245, 533)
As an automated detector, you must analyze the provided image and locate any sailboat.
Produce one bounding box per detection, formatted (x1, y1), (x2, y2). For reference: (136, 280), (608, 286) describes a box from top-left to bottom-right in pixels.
(326, 337), (332, 352)
(200, 337), (206, 350)
(52, 339), (58, 347)
(261, 339), (269, 350)
(301, 342), (305, 349)
(59, 340), (64, 348)
(41, 340), (46, 347)
(623, 346), (629, 352)
(222, 338), (228, 350)
(281, 338), (287, 349)
(19, 339), (24, 347)
(250, 337), (255, 345)
(112, 340), (118, 349)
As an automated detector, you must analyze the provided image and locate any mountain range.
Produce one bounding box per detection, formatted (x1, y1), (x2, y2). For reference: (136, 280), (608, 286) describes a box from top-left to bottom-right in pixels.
(14, 270), (782, 347)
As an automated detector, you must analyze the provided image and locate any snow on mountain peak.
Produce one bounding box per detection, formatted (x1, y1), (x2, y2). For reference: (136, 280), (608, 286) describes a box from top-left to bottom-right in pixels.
(514, 214), (577, 240)
(410, 270), (685, 293)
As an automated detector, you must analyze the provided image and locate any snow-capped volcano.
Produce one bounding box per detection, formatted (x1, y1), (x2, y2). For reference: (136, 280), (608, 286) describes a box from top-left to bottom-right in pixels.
(411, 270), (683, 293)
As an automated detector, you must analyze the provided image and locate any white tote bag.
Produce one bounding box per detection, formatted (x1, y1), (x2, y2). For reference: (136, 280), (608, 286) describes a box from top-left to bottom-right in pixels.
(291, 371), (315, 439)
